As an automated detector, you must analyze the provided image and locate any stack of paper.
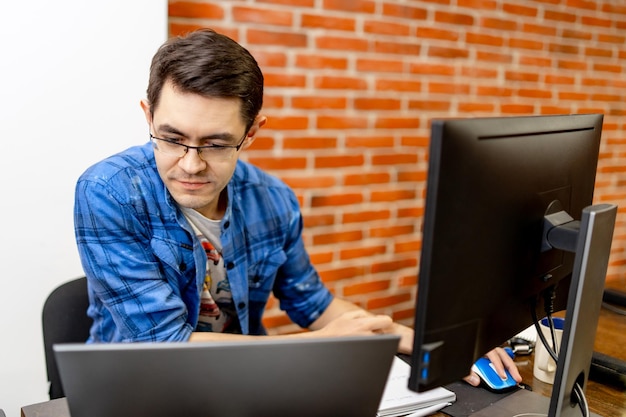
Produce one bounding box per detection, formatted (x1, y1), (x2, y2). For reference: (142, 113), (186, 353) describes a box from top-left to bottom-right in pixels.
(378, 357), (456, 417)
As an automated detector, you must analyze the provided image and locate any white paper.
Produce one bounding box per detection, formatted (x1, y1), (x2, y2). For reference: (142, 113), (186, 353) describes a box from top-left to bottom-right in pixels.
(378, 357), (456, 417)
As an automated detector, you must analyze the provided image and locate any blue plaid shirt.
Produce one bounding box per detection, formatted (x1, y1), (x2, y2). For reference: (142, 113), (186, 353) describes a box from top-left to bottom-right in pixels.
(74, 142), (333, 342)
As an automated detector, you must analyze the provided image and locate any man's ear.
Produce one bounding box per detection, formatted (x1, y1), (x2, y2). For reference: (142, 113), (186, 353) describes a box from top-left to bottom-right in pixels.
(140, 99), (152, 125)
(242, 115), (267, 150)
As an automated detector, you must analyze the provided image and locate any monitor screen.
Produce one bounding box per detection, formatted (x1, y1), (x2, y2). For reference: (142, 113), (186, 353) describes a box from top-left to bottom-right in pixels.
(409, 114), (605, 395)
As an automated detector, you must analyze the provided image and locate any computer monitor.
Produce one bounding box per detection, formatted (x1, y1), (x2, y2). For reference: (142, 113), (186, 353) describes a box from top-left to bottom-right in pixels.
(408, 114), (617, 416)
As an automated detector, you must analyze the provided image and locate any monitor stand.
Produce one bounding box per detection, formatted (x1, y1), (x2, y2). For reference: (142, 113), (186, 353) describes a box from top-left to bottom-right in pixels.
(469, 389), (600, 417)
(470, 203), (617, 417)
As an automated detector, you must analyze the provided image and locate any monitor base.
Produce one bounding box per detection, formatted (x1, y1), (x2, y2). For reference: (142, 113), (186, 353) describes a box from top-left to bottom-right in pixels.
(468, 388), (600, 417)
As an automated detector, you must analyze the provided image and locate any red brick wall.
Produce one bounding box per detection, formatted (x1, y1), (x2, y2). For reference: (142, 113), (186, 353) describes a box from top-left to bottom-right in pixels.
(168, 0), (626, 334)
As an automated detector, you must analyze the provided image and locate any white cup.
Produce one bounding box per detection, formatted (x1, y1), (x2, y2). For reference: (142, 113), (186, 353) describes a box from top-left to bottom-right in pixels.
(533, 316), (565, 384)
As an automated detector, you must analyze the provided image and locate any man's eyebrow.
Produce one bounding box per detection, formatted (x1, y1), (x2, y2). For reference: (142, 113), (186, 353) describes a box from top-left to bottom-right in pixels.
(156, 123), (238, 142)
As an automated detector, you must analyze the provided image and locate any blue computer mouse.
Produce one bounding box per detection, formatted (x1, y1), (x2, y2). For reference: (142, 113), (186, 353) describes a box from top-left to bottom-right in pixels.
(471, 356), (518, 392)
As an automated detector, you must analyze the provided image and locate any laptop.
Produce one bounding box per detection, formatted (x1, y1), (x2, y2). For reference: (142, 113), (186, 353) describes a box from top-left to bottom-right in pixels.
(54, 335), (400, 417)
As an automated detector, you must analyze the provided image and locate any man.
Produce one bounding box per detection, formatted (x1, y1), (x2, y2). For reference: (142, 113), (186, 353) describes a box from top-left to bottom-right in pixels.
(74, 28), (519, 386)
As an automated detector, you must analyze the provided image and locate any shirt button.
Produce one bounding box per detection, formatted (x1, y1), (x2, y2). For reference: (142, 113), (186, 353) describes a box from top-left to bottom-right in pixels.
(238, 302), (246, 309)
(226, 262), (235, 270)
(223, 221), (230, 229)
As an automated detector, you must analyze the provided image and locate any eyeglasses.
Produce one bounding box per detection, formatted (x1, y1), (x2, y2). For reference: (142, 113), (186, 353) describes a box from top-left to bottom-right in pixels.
(150, 132), (247, 162)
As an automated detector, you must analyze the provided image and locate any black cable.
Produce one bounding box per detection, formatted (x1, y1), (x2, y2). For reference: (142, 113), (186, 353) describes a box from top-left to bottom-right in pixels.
(572, 382), (589, 417)
(532, 288), (590, 417)
(531, 288), (559, 363)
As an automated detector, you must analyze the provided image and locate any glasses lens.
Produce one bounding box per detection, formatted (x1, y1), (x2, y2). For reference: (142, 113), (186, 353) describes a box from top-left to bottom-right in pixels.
(154, 138), (186, 158)
(200, 146), (236, 161)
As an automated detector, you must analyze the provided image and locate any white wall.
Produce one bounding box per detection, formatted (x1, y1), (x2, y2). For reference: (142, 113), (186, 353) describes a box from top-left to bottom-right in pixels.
(0, 2), (166, 416)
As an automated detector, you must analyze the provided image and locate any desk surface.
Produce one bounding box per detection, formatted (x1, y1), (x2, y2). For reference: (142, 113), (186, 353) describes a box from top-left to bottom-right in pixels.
(22, 306), (626, 417)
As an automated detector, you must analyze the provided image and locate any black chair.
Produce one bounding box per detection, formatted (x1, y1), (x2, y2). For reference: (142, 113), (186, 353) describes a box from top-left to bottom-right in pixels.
(42, 277), (92, 399)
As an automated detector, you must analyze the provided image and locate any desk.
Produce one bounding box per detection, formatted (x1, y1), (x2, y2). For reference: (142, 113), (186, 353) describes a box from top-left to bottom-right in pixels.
(21, 307), (626, 417)
(432, 306), (626, 417)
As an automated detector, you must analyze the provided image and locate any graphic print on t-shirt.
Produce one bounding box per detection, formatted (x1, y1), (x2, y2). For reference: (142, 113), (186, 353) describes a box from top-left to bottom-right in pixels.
(196, 239), (234, 333)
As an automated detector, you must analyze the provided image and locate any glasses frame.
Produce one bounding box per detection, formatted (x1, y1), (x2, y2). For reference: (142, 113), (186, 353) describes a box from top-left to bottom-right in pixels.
(149, 131), (248, 161)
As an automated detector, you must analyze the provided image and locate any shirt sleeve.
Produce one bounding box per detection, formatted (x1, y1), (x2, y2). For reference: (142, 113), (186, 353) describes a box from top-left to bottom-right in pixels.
(74, 172), (195, 342)
(271, 188), (334, 328)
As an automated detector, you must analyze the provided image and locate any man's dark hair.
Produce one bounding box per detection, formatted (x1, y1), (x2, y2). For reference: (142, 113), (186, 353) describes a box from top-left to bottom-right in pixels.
(147, 29), (264, 131)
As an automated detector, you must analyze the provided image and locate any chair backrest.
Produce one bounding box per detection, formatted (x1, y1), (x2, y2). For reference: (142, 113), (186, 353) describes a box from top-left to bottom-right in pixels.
(42, 277), (92, 399)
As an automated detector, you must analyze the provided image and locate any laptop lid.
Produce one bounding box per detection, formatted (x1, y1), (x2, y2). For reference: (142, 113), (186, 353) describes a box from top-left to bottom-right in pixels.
(54, 335), (400, 417)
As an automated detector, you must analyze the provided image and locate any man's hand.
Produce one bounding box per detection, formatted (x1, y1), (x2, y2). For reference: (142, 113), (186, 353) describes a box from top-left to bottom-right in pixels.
(464, 347), (522, 386)
(310, 299), (415, 354)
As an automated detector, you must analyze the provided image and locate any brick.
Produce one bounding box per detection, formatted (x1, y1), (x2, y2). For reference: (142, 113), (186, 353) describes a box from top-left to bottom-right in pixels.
(316, 115), (368, 129)
(502, 3), (538, 17)
(316, 35), (369, 52)
(248, 156), (307, 170)
(435, 11), (474, 26)
(281, 175), (336, 189)
(480, 17), (518, 31)
(523, 23), (557, 37)
(340, 246), (388, 262)
(257, 0), (315, 6)
(169, 2), (224, 18)
(292, 96), (347, 110)
(364, 20), (411, 37)
(342, 209), (391, 223)
(345, 135), (395, 148)
(283, 136), (338, 149)
(375, 117), (420, 129)
(371, 224), (415, 238)
(373, 41), (421, 56)
(343, 279), (391, 296)
(509, 37), (544, 50)
(253, 51), (288, 67)
(247, 29), (307, 47)
(366, 292), (412, 310)
(311, 193), (364, 209)
(344, 173), (391, 186)
(518, 89), (552, 99)
(429, 82), (471, 95)
(376, 79), (422, 92)
(428, 46), (470, 59)
(323, 0), (377, 14)
(458, 0), (497, 9)
(318, 265), (367, 283)
(263, 72), (306, 88)
(372, 153), (419, 166)
(397, 170), (427, 182)
(383, 4), (428, 20)
(544, 10), (577, 24)
(264, 115), (309, 130)
(370, 189), (417, 202)
(314, 75), (368, 90)
(466, 32), (505, 47)
(301, 13), (356, 31)
(416, 27), (460, 42)
(567, 0), (598, 11)
(354, 97), (402, 111)
(476, 51), (514, 63)
(357, 58), (404, 73)
(302, 213), (336, 228)
(500, 104), (535, 114)
(458, 102), (496, 113)
(233, 6), (293, 26)
(314, 154), (365, 168)
(295, 54), (348, 70)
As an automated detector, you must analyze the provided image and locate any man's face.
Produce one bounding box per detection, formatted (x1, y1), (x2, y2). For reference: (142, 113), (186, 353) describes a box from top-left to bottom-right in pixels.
(141, 80), (263, 219)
